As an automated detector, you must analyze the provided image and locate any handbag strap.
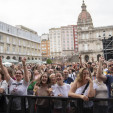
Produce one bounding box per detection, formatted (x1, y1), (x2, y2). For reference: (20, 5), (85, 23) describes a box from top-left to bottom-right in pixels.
(81, 82), (89, 95)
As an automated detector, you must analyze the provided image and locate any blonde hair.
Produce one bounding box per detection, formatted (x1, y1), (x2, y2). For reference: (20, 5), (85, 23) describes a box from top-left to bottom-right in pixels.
(76, 68), (91, 82)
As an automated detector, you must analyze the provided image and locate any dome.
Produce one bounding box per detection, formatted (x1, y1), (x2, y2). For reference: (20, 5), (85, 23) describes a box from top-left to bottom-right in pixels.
(77, 1), (93, 25)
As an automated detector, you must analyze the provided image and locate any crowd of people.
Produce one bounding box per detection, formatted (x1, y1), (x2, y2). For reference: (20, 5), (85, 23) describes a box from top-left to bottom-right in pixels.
(0, 55), (113, 113)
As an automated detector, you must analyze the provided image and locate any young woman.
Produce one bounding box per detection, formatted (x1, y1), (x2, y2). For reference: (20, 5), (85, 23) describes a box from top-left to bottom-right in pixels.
(0, 57), (29, 113)
(68, 68), (96, 113)
(49, 73), (56, 87)
(52, 72), (71, 113)
(93, 57), (108, 113)
(34, 73), (51, 113)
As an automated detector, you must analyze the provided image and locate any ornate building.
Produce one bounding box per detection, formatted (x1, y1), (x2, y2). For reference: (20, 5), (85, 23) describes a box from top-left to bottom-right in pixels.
(77, 1), (113, 62)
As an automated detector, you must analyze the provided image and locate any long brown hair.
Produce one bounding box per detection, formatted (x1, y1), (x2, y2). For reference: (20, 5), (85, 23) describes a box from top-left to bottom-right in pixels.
(36, 73), (50, 87)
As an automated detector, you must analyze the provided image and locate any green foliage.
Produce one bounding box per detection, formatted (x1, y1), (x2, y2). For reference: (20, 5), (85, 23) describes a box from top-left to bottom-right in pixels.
(46, 59), (52, 64)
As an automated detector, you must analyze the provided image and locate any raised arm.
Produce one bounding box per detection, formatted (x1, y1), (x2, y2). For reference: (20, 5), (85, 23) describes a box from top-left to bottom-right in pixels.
(91, 57), (94, 63)
(79, 54), (83, 68)
(86, 77), (96, 97)
(96, 57), (107, 82)
(0, 56), (10, 82)
(22, 57), (29, 82)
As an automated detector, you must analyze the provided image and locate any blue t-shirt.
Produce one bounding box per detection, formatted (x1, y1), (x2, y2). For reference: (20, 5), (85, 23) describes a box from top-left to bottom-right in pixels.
(105, 75), (113, 98)
(64, 77), (73, 84)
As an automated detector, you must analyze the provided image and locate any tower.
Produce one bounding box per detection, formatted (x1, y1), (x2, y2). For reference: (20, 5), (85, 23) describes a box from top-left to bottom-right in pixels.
(77, 0), (93, 31)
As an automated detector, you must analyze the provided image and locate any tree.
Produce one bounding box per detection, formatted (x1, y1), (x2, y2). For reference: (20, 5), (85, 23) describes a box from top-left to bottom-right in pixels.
(46, 59), (52, 64)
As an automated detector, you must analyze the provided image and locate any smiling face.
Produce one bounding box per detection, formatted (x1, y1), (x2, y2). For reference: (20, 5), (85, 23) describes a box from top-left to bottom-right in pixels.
(56, 73), (63, 84)
(50, 74), (56, 85)
(15, 70), (23, 82)
(28, 70), (32, 80)
(63, 70), (69, 80)
(41, 74), (48, 84)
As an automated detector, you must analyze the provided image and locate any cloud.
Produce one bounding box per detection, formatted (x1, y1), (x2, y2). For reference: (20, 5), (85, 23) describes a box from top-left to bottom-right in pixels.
(0, 0), (113, 35)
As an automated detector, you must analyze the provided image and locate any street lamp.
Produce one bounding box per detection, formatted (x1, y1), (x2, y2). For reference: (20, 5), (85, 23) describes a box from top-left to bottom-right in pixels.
(99, 31), (112, 60)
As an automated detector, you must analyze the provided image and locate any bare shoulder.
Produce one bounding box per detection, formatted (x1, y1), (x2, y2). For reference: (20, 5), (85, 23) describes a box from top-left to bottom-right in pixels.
(70, 80), (78, 92)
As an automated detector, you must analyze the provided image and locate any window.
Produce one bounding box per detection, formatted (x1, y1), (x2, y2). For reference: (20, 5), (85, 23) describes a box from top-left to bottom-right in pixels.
(84, 44), (88, 51)
(19, 47), (21, 53)
(86, 34), (89, 39)
(12, 38), (16, 44)
(96, 33), (99, 38)
(0, 35), (3, 42)
(97, 45), (100, 50)
(0, 45), (3, 52)
(19, 40), (21, 45)
(71, 47), (73, 49)
(13, 46), (15, 52)
(75, 42), (78, 44)
(7, 45), (10, 52)
(82, 34), (85, 39)
(7, 37), (10, 43)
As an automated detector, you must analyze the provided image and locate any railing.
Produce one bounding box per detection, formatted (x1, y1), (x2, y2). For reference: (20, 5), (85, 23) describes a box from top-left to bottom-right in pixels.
(0, 94), (113, 113)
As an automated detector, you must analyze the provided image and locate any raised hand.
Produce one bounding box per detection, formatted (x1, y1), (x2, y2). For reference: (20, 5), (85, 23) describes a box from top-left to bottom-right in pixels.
(92, 57), (94, 62)
(99, 56), (104, 63)
(85, 77), (92, 83)
(79, 54), (81, 59)
(47, 88), (53, 96)
(21, 57), (26, 65)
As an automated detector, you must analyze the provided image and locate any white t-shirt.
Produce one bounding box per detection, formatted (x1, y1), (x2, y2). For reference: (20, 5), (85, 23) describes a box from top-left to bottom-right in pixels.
(8, 78), (29, 110)
(52, 83), (70, 109)
(0, 80), (8, 94)
(8, 78), (29, 95)
(52, 83), (70, 97)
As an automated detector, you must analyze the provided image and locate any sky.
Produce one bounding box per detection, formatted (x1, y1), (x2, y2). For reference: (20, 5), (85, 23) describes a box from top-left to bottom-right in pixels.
(0, 0), (113, 35)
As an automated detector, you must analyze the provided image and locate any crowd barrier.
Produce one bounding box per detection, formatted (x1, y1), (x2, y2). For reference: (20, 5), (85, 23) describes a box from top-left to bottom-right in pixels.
(0, 94), (113, 113)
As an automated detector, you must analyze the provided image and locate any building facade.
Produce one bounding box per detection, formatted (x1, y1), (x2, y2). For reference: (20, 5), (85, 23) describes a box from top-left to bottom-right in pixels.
(0, 21), (41, 61)
(49, 28), (62, 58)
(77, 1), (113, 62)
(61, 25), (78, 56)
(41, 34), (50, 59)
(49, 25), (78, 58)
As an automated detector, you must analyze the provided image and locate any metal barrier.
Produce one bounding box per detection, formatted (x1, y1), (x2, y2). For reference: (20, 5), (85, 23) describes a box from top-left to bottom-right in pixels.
(0, 94), (113, 113)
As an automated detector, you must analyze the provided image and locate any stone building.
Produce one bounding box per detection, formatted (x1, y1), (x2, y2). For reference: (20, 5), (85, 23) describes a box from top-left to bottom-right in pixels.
(0, 22), (41, 61)
(77, 1), (113, 62)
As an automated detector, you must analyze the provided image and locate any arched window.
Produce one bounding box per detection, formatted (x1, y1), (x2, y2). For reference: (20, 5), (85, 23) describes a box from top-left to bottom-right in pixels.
(19, 57), (21, 62)
(6, 56), (10, 59)
(28, 57), (30, 60)
(12, 56), (16, 60)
